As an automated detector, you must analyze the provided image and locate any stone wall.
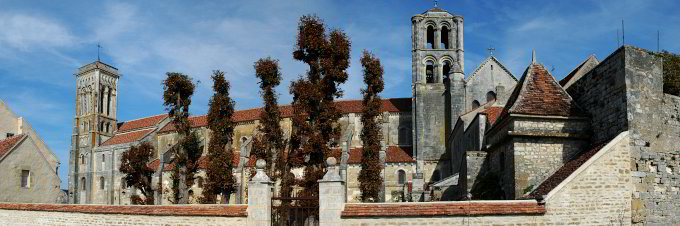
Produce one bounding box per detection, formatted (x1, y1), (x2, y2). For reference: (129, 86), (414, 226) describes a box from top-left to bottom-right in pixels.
(566, 46), (679, 225)
(337, 131), (631, 225)
(0, 203), (247, 226)
(0, 136), (62, 203)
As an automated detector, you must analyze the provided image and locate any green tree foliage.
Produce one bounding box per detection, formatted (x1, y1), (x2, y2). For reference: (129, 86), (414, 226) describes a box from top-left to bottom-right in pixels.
(201, 70), (236, 204)
(358, 50), (385, 202)
(162, 72), (197, 204)
(251, 58), (286, 184)
(656, 51), (680, 96)
(289, 15), (351, 202)
(119, 142), (156, 205)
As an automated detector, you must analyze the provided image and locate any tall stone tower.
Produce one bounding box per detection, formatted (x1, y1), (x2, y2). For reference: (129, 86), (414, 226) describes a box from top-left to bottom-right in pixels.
(68, 61), (119, 203)
(410, 7), (464, 200)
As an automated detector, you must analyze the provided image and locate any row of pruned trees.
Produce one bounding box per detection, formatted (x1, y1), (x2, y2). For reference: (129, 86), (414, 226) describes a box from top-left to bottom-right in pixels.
(118, 15), (387, 205)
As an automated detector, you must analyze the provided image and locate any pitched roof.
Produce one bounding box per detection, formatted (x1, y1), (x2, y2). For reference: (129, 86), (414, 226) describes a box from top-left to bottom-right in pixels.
(345, 146), (415, 164)
(158, 98), (411, 133)
(466, 56), (517, 83)
(482, 106), (504, 125)
(117, 114), (168, 132)
(559, 55), (599, 89)
(0, 134), (26, 159)
(101, 128), (155, 146)
(528, 141), (608, 198)
(501, 64), (587, 118)
(150, 153), (256, 172)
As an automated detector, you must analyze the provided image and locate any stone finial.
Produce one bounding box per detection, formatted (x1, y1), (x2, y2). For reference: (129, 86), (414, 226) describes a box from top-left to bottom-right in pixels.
(532, 49), (537, 64)
(256, 159), (266, 169)
(321, 157), (342, 181)
(251, 159), (271, 182)
(326, 157), (337, 167)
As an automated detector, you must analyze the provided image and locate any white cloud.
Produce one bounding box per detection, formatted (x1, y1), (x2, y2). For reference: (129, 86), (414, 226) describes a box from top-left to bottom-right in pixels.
(0, 13), (75, 51)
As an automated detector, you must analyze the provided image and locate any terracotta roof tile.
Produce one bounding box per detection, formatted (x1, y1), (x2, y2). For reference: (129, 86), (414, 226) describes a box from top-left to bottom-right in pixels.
(101, 128), (155, 146)
(0, 203), (247, 217)
(151, 152), (255, 172)
(158, 98), (411, 133)
(528, 142), (608, 198)
(0, 134), (25, 159)
(342, 201), (545, 217)
(501, 64), (587, 118)
(117, 114), (168, 132)
(482, 106), (503, 126)
(345, 146), (415, 164)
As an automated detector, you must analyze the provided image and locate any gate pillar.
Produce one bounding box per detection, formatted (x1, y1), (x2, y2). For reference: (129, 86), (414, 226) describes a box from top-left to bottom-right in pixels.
(319, 157), (345, 225)
(248, 159), (273, 225)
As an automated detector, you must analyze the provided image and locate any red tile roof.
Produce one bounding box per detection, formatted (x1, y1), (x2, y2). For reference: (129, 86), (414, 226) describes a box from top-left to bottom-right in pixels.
(501, 64), (587, 118)
(0, 134), (26, 159)
(117, 114), (168, 132)
(150, 152), (256, 172)
(0, 203), (247, 217)
(101, 129), (155, 146)
(158, 98), (411, 133)
(342, 201), (545, 217)
(345, 146), (415, 164)
(482, 106), (504, 126)
(528, 142), (608, 198)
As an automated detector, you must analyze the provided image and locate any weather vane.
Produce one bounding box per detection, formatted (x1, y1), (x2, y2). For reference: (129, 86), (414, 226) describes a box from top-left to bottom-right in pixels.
(434, 0), (438, 8)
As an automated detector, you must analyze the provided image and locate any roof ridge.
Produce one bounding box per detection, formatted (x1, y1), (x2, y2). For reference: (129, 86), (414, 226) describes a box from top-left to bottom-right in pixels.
(466, 56), (517, 83)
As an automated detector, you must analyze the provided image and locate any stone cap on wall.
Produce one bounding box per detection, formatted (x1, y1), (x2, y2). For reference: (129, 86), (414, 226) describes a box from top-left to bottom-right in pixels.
(341, 200), (545, 217)
(0, 203), (248, 217)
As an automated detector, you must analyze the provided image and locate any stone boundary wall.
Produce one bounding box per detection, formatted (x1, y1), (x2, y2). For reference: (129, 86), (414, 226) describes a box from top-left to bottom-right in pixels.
(335, 131), (631, 225)
(0, 203), (247, 225)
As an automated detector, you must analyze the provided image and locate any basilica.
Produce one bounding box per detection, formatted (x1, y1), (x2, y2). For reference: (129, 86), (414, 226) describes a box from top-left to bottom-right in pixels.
(66, 6), (680, 224)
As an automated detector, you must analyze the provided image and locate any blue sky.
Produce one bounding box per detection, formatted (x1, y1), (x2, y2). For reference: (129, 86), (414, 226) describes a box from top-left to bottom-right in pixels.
(0, 0), (678, 189)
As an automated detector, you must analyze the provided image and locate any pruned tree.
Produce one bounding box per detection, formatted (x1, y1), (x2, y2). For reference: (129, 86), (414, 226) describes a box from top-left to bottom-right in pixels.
(162, 72), (197, 204)
(201, 70), (237, 204)
(251, 58), (286, 184)
(288, 15), (351, 202)
(119, 142), (156, 205)
(358, 50), (384, 202)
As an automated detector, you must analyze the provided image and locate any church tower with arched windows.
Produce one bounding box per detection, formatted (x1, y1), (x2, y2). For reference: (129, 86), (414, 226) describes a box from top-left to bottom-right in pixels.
(68, 60), (119, 204)
(410, 7), (465, 200)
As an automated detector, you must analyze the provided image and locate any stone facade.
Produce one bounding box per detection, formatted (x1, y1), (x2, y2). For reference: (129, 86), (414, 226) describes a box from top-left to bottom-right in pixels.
(0, 99), (61, 203)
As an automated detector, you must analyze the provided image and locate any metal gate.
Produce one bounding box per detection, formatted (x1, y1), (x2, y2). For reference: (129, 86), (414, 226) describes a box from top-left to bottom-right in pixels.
(271, 195), (318, 226)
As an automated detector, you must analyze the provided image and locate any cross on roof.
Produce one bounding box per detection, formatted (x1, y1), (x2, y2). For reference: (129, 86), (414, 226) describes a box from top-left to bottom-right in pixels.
(434, 0), (438, 8)
(487, 47), (496, 56)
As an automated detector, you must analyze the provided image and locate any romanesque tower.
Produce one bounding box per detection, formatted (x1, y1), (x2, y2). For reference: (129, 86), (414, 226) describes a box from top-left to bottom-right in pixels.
(68, 61), (119, 203)
(410, 7), (464, 199)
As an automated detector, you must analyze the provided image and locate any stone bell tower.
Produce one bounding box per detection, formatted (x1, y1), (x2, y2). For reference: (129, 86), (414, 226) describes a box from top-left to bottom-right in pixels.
(410, 6), (464, 201)
(68, 60), (119, 203)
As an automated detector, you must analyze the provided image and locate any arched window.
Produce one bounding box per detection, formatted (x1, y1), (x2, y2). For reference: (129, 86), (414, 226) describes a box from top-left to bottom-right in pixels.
(426, 61), (435, 83)
(472, 100), (480, 110)
(441, 26), (449, 49)
(443, 61), (452, 81)
(100, 122), (104, 132)
(100, 177), (105, 190)
(398, 170), (406, 185)
(486, 91), (497, 103)
(426, 25), (434, 49)
(433, 169), (441, 182)
(106, 88), (112, 115)
(197, 177), (204, 188)
(81, 155), (85, 165)
(106, 122), (110, 133)
(81, 177), (86, 191)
